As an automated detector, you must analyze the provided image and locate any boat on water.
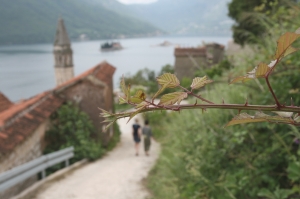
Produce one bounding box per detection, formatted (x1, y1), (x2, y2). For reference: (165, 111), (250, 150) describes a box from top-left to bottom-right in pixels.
(100, 42), (123, 51)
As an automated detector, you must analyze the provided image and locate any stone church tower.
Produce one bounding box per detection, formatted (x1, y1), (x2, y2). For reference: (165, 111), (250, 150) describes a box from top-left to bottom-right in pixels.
(53, 18), (74, 86)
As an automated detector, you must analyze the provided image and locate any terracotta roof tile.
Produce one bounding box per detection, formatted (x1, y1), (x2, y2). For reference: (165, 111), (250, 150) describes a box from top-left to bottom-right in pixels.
(0, 92), (13, 113)
(0, 94), (64, 154)
(54, 61), (116, 92)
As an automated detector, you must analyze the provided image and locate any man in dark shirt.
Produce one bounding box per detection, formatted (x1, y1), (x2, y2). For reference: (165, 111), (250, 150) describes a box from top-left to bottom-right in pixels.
(132, 118), (141, 156)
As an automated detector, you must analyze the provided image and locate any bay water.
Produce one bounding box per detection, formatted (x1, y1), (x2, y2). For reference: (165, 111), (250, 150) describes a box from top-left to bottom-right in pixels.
(0, 36), (231, 102)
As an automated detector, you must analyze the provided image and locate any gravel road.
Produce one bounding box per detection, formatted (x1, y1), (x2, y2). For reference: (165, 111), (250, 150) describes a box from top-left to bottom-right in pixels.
(34, 115), (160, 199)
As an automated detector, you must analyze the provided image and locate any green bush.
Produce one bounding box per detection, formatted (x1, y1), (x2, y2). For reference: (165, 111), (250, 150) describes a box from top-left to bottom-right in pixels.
(44, 102), (103, 162)
(147, 81), (300, 198)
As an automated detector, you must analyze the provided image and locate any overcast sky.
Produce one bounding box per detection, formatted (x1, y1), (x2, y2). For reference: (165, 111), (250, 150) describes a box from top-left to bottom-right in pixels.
(117, 0), (157, 4)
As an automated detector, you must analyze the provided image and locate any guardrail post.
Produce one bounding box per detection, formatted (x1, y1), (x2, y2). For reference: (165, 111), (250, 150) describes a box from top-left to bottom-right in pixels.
(65, 159), (69, 167)
(41, 170), (46, 179)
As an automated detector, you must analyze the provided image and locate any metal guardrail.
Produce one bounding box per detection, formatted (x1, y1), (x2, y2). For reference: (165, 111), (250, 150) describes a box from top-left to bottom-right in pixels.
(0, 147), (74, 192)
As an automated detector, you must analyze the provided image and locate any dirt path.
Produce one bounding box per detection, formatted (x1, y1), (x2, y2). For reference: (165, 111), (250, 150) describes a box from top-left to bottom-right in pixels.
(34, 115), (160, 199)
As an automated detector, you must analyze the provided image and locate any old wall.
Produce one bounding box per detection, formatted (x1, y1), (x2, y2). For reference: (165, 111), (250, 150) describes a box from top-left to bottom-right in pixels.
(175, 56), (207, 80)
(60, 79), (113, 145)
(0, 119), (50, 199)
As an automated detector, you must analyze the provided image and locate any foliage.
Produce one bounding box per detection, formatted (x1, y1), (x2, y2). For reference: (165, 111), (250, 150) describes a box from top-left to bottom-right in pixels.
(0, 0), (160, 45)
(145, 69), (300, 199)
(100, 21), (300, 198)
(45, 102), (103, 163)
(227, 0), (298, 45)
(106, 122), (121, 151)
(122, 65), (175, 96)
(101, 28), (300, 132)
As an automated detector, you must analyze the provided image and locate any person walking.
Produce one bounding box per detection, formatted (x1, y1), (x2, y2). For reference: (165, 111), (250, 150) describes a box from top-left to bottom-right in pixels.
(132, 118), (141, 156)
(142, 120), (153, 156)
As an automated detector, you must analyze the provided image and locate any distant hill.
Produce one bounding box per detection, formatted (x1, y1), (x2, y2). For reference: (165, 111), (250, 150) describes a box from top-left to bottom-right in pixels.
(95, 0), (233, 36)
(0, 0), (161, 45)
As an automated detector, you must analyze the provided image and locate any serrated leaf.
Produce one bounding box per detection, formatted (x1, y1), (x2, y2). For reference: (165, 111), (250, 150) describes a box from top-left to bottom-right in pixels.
(226, 112), (296, 127)
(120, 75), (127, 96)
(103, 121), (115, 132)
(230, 76), (253, 84)
(156, 73), (180, 88)
(130, 97), (143, 104)
(130, 90), (146, 104)
(226, 113), (267, 127)
(273, 112), (293, 118)
(119, 96), (127, 104)
(135, 101), (148, 109)
(294, 115), (300, 123)
(99, 108), (113, 118)
(158, 92), (187, 106)
(133, 90), (146, 100)
(190, 76), (213, 90)
(255, 63), (270, 77)
(152, 83), (170, 100)
(127, 102), (148, 123)
(230, 62), (270, 84)
(284, 46), (299, 57)
(275, 32), (300, 59)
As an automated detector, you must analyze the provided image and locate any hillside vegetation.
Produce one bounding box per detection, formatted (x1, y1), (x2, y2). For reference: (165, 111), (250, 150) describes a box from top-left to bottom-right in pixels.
(144, 3), (300, 198)
(0, 0), (160, 45)
(94, 0), (233, 36)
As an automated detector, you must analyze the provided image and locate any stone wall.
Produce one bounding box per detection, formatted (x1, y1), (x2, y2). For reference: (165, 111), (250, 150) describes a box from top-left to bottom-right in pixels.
(0, 120), (50, 199)
(55, 67), (74, 86)
(175, 56), (207, 80)
(60, 79), (113, 145)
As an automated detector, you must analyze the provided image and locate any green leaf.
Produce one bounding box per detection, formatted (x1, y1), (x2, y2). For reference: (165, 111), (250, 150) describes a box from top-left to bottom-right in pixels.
(255, 63), (270, 77)
(226, 112), (295, 127)
(158, 92), (187, 106)
(230, 62), (270, 84)
(190, 76), (213, 90)
(287, 161), (300, 181)
(275, 32), (300, 59)
(130, 90), (146, 104)
(120, 75), (127, 96)
(103, 121), (115, 132)
(283, 46), (299, 57)
(119, 97), (127, 104)
(127, 102), (148, 123)
(156, 73), (180, 88)
(152, 83), (170, 100)
(226, 113), (267, 127)
(120, 75), (130, 100)
(273, 112), (293, 118)
(230, 76), (252, 84)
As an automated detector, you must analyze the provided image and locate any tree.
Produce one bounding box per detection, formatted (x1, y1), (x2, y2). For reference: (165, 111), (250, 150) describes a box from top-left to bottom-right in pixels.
(45, 102), (103, 162)
(228, 0), (297, 45)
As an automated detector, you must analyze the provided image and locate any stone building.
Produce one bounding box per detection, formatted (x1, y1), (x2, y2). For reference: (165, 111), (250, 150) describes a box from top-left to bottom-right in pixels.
(0, 61), (115, 199)
(174, 43), (224, 80)
(0, 18), (116, 199)
(53, 18), (74, 86)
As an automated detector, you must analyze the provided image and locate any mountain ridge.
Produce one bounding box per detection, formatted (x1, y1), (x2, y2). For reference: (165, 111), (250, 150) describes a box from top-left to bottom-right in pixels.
(0, 0), (161, 45)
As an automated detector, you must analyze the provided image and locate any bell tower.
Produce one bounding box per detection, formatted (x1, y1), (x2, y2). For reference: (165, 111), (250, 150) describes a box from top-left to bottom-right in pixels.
(53, 18), (74, 85)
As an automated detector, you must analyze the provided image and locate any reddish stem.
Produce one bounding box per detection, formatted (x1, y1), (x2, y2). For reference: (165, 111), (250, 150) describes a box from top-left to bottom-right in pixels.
(179, 85), (214, 104)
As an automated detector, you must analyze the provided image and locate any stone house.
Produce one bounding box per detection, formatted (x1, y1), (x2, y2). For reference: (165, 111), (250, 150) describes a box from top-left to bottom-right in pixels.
(174, 43), (224, 80)
(0, 18), (116, 199)
(0, 61), (115, 198)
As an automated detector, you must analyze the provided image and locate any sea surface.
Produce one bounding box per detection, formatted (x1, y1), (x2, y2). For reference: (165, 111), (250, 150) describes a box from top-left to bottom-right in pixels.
(0, 36), (231, 102)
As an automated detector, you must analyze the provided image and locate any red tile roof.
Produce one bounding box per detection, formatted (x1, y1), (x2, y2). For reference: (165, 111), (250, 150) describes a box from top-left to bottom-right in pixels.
(0, 92), (13, 113)
(0, 61), (116, 155)
(54, 61), (116, 92)
(0, 94), (63, 153)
